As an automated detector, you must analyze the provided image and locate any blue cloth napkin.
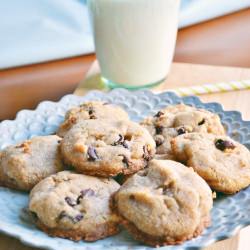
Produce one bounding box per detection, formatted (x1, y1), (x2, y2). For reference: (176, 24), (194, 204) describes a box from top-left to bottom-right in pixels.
(0, 0), (249, 69)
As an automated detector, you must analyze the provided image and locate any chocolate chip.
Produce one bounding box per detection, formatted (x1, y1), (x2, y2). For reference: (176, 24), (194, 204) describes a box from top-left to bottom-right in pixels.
(215, 139), (236, 151)
(155, 137), (164, 147)
(119, 155), (131, 168)
(76, 188), (95, 204)
(122, 156), (130, 167)
(74, 214), (84, 222)
(112, 134), (129, 149)
(89, 109), (93, 115)
(117, 134), (123, 143)
(143, 145), (152, 161)
(58, 211), (67, 221)
(177, 127), (187, 135)
(198, 119), (205, 126)
(155, 126), (163, 135)
(129, 194), (135, 200)
(89, 114), (96, 119)
(112, 134), (124, 146)
(103, 102), (109, 105)
(76, 195), (82, 204)
(29, 211), (38, 221)
(65, 197), (77, 207)
(88, 107), (96, 119)
(87, 146), (99, 161)
(81, 188), (95, 196)
(58, 211), (84, 223)
(122, 140), (129, 149)
(154, 111), (164, 118)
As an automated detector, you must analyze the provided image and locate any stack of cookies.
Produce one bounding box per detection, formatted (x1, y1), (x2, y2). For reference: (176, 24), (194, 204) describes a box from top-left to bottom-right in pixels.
(0, 101), (250, 247)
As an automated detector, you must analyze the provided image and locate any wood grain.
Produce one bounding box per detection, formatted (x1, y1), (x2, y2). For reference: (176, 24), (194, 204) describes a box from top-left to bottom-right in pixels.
(0, 55), (95, 121)
(174, 8), (250, 67)
(74, 61), (250, 250)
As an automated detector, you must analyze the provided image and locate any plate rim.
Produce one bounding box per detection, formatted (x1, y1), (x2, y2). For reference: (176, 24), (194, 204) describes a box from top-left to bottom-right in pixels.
(0, 88), (250, 250)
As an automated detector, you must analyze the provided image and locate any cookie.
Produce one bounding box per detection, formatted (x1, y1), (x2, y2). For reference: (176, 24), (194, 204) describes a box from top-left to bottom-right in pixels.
(58, 101), (129, 137)
(171, 133), (250, 194)
(140, 104), (225, 158)
(113, 159), (213, 246)
(60, 119), (156, 177)
(29, 171), (121, 241)
(0, 135), (63, 191)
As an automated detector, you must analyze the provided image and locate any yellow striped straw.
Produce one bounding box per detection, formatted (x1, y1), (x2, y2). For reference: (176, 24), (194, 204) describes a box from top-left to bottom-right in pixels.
(170, 80), (250, 97)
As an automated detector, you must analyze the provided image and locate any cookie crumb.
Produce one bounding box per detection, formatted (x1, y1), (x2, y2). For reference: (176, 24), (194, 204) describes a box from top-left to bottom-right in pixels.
(177, 127), (187, 135)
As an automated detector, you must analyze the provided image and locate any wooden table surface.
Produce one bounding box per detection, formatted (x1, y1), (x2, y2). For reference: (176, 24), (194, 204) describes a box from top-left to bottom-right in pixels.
(0, 7), (250, 250)
(0, 61), (249, 250)
(76, 61), (250, 250)
(0, 8), (250, 121)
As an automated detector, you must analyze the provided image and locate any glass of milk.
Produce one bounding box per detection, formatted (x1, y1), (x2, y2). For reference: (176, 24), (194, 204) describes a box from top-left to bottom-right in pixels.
(88, 0), (180, 89)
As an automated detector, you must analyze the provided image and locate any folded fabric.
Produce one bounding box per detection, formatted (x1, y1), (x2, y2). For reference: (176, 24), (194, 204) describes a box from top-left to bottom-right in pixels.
(0, 0), (93, 69)
(180, 0), (250, 27)
(0, 0), (249, 69)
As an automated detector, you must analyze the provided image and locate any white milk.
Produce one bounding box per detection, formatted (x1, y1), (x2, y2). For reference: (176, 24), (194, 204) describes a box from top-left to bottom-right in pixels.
(88, 0), (180, 87)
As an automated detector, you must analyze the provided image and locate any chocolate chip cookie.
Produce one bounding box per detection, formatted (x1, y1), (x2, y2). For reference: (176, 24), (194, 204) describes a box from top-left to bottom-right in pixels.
(58, 101), (129, 137)
(113, 159), (213, 246)
(0, 135), (63, 191)
(140, 104), (225, 158)
(60, 119), (156, 177)
(29, 171), (121, 241)
(171, 133), (250, 194)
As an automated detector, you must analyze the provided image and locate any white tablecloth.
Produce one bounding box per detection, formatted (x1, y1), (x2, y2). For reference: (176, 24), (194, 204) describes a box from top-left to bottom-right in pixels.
(0, 0), (249, 69)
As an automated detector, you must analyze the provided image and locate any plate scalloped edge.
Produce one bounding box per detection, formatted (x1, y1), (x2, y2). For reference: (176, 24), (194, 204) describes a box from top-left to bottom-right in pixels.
(0, 88), (249, 250)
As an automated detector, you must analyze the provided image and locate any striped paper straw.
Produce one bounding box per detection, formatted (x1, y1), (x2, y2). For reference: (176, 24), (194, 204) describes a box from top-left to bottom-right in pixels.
(170, 80), (250, 97)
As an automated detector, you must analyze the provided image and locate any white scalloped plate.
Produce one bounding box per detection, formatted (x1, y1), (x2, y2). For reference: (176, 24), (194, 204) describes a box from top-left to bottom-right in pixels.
(0, 89), (250, 250)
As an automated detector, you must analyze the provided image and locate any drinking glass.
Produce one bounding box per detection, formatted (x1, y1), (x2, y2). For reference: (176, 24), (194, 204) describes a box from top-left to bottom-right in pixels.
(88, 0), (180, 89)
